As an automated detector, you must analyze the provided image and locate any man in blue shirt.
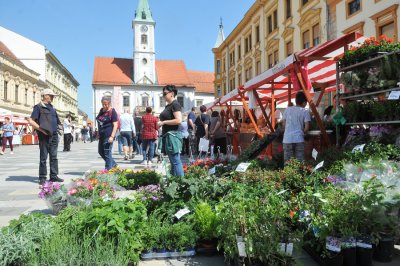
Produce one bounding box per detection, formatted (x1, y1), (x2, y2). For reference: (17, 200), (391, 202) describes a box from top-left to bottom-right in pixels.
(28, 88), (64, 186)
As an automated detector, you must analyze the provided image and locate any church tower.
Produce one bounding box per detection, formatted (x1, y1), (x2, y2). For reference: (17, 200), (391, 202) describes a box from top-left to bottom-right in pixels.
(133, 0), (156, 84)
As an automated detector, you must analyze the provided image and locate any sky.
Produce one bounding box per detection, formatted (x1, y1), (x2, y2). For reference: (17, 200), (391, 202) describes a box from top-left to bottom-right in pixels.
(0, 0), (255, 117)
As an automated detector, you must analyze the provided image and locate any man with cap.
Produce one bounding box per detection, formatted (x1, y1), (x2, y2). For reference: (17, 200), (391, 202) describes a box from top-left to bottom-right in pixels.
(28, 88), (64, 186)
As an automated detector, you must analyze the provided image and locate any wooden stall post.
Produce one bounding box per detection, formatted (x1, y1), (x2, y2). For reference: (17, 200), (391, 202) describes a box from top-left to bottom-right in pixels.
(238, 90), (262, 138)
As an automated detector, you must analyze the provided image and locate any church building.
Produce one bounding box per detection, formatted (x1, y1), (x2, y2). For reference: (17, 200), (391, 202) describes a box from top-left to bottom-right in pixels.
(92, 0), (214, 116)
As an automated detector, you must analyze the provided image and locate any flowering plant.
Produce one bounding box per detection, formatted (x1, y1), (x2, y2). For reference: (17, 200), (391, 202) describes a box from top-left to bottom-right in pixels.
(67, 178), (114, 200)
(38, 181), (67, 214)
(38, 181), (63, 199)
(135, 185), (163, 211)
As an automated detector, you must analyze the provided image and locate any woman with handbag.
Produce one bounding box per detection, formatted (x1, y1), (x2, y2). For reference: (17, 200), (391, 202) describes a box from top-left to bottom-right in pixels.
(209, 111), (227, 155)
(158, 85), (184, 177)
(194, 105), (211, 155)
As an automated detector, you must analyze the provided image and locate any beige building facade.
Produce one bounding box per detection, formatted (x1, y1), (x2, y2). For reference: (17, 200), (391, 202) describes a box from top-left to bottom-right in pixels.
(213, 0), (399, 98)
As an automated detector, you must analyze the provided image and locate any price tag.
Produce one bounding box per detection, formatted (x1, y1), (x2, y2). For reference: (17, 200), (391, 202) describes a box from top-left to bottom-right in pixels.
(208, 167), (216, 175)
(286, 243), (294, 256)
(174, 208), (190, 220)
(326, 236), (341, 252)
(236, 236), (247, 257)
(352, 144), (365, 153)
(236, 162), (251, 172)
(312, 149), (318, 160)
(312, 161), (324, 172)
(388, 91), (400, 100)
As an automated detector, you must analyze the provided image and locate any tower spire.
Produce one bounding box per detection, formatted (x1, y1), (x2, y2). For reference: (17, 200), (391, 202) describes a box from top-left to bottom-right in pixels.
(134, 0), (154, 23)
(214, 18), (225, 48)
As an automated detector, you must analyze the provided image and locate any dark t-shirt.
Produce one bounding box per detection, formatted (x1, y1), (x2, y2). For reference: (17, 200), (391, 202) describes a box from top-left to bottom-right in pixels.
(160, 100), (182, 135)
(134, 117), (142, 133)
(194, 113), (211, 138)
(187, 111), (196, 130)
(31, 104), (58, 133)
(96, 108), (118, 138)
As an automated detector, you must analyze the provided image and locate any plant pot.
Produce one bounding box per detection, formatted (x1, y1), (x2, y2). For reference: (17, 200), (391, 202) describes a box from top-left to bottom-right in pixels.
(197, 239), (218, 256)
(342, 247), (356, 266)
(46, 200), (67, 215)
(373, 237), (394, 262)
(325, 251), (344, 266)
(356, 247), (373, 266)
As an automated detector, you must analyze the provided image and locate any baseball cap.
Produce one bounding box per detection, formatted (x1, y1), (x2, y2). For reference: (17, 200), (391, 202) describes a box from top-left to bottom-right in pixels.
(41, 88), (58, 96)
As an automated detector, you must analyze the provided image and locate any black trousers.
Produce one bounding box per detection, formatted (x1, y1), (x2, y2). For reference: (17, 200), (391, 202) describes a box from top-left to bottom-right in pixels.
(63, 133), (72, 151)
(39, 133), (59, 180)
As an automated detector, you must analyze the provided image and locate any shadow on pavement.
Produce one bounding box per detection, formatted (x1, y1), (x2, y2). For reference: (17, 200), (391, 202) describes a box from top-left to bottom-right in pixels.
(63, 171), (85, 176)
(6, 176), (37, 184)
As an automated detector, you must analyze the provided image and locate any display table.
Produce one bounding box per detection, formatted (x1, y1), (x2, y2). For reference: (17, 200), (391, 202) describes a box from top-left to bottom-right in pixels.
(22, 134), (39, 145)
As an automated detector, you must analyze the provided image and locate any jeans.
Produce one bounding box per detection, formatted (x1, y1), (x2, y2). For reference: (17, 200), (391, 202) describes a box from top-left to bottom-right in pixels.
(98, 137), (117, 170)
(117, 136), (123, 154)
(142, 139), (155, 162)
(63, 133), (72, 151)
(283, 142), (305, 163)
(167, 152), (184, 177)
(133, 133), (141, 154)
(2, 136), (13, 152)
(38, 133), (59, 179)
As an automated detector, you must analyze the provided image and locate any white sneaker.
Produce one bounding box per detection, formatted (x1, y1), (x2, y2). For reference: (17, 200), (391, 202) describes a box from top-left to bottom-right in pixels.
(10, 152), (14, 155)
(0, 151), (4, 155)
(147, 161), (152, 165)
(141, 161), (147, 165)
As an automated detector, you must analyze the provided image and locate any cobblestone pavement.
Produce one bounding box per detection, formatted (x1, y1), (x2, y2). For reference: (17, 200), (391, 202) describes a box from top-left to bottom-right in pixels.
(2, 141), (399, 265)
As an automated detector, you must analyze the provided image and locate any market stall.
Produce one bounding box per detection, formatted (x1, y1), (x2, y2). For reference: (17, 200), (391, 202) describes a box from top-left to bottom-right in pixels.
(208, 32), (366, 157)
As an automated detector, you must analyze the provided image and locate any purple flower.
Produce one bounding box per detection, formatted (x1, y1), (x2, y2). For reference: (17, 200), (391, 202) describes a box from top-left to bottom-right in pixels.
(326, 175), (344, 184)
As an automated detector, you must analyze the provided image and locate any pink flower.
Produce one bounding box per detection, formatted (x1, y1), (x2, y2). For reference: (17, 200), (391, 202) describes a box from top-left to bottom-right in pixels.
(76, 179), (85, 186)
(68, 188), (78, 195)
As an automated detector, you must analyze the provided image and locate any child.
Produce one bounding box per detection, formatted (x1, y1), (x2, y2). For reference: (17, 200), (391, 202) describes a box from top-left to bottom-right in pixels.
(282, 91), (311, 163)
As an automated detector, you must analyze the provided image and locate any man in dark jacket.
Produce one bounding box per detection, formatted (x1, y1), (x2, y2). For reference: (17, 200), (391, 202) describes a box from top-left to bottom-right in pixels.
(28, 88), (64, 186)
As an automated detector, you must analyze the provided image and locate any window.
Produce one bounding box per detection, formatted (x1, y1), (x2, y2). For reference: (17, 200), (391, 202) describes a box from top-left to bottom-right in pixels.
(256, 60), (261, 76)
(286, 41), (293, 56)
(3, 80), (7, 100)
(15, 85), (19, 103)
(268, 53), (273, 68)
(229, 78), (235, 91)
(229, 51), (235, 67)
(256, 25), (260, 43)
(217, 86), (221, 97)
(177, 96), (184, 108)
(237, 44), (241, 60)
(245, 67), (252, 82)
(380, 22), (395, 39)
(273, 10), (278, 30)
(286, 0), (292, 19)
(196, 100), (203, 107)
(245, 34), (252, 53)
(160, 96), (165, 107)
(142, 95), (149, 106)
(33, 91), (36, 105)
(238, 72), (242, 87)
(123, 96), (130, 107)
(268, 16), (273, 34)
(303, 30), (310, 49)
(141, 34), (148, 44)
(274, 50), (279, 65)
(25, 88), (28, 105)
(313, 24), (320, 46)
(302, 0), (309, 6)
(348, 0), (361, 16)
(216, 60), (221, 74)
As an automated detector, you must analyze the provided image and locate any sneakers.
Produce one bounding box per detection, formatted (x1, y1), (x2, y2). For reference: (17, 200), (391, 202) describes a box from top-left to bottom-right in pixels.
(124, 155), (128, 160)
(50, 176), (64, 182)
(0, 151), (4, 155)
(141, 160), (148, 165)
(38, 178), (46, 186)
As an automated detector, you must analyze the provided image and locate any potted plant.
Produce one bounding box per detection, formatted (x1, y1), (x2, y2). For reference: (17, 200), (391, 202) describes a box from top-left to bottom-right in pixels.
(194, 201), (218, 253)
(38, 181), (67, 214)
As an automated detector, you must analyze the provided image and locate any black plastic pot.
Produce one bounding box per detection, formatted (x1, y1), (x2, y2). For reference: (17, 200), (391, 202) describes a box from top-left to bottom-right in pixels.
(342, 247), (356, 266)
(373, 238), (394, 262)
(325, 251), (343, 266)
(356, 247), (373, 266)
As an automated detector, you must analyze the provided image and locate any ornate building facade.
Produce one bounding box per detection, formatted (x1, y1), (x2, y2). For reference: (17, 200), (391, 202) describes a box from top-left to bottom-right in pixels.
(0, 26), (79, 120)
(213, 0), (399, 98)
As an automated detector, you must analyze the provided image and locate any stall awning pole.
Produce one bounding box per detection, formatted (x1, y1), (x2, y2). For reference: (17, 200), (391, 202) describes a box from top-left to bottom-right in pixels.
(271, 83), (275, 130)
(225, 103), (239, 155)
(294, 62), (330, 146)
(254, 91), (274, 132)
(238, 89), (262, 138)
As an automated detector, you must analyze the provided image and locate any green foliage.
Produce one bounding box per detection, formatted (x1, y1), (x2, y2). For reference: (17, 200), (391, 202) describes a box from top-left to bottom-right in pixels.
(194, 201), (218, 240)
(117, 169), (161, 189)
(0, 212), (56, 265)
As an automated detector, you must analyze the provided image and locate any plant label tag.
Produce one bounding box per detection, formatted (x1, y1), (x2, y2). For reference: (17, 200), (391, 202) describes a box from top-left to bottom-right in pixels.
(236, 236), (247, 257)
(236, 163), (251, 172)
(208, 167), (216, 175)
(352, 144), (365, 153)
(388, 91), (400, 100)
(342, 237), (356, 248)
(312, 161), (324, 172)
(312, 149), (318, 160)
(174, 208), (190, 220)
(279, 243), (286, 254)
(286, 243), (294, 256)
(326, 236), (341, 252)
